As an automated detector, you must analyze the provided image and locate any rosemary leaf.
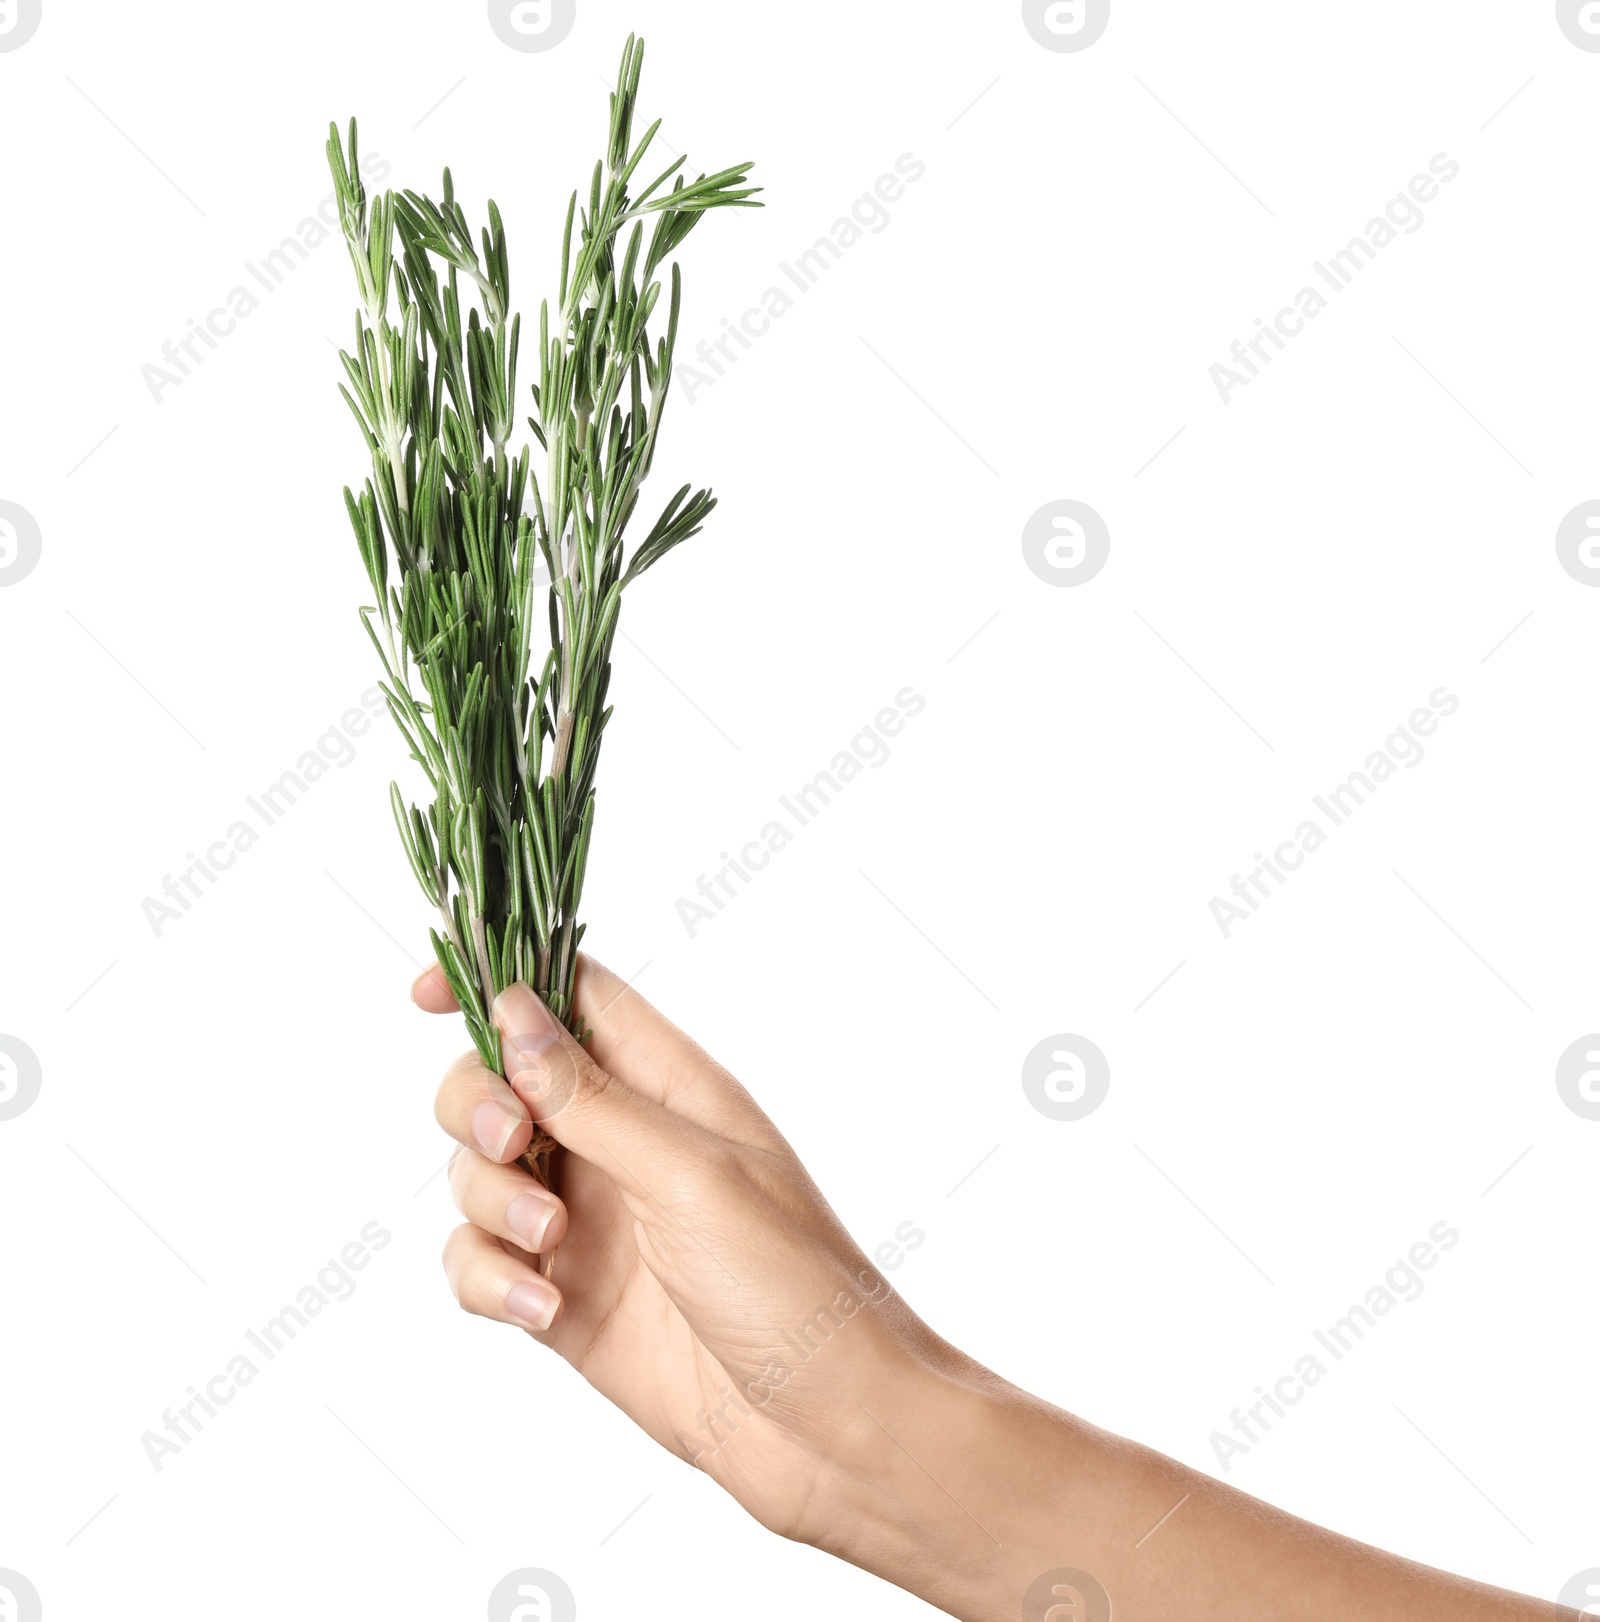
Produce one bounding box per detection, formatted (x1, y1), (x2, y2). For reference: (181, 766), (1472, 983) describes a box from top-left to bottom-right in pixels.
(329, 34), (759, 1064)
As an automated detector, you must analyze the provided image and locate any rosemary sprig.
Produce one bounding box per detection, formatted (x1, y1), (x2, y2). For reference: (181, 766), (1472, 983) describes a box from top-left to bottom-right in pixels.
(328, 35), (759, 1086)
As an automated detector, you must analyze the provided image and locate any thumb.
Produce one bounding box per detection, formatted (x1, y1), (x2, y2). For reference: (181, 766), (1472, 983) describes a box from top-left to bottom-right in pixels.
(492, 981), (695, 1199)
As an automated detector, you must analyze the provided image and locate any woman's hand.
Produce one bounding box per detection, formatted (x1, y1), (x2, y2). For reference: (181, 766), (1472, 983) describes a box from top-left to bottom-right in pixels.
(419, 956), (1574, 1622)
(418, 953), (948, 1548)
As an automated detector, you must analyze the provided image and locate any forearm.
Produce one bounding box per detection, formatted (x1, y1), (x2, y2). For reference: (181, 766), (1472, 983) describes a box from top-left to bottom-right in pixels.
(819, 1351), (1566, 1621)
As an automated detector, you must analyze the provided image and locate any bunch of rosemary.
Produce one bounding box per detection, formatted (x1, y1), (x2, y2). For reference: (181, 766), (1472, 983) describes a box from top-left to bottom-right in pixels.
(328, 36), (758, 1154)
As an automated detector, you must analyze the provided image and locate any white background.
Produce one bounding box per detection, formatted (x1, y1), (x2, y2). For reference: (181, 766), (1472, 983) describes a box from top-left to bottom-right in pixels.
(1, 1), (1596, 1616)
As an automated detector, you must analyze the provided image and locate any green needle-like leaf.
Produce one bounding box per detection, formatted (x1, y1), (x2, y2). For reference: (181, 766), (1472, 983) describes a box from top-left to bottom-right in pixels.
(328, 34), (759, 1100)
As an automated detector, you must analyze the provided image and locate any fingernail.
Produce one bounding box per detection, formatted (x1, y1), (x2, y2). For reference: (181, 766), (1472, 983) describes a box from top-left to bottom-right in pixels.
(493, 983), (563, 1086)
(507, 1192), (555, 1252)
(506, 1278), (558, 1331)
(472, 1098), (524, 1161)
(493, 982), (561, 1039)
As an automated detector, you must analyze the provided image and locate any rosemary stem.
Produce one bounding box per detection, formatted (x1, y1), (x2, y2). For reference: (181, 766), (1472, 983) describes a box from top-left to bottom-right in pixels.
(326, 33), (758, 1067)
(471, 911), (495, 1012)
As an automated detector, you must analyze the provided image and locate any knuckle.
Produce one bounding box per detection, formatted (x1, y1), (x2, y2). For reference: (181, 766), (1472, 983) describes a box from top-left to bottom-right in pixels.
(445, 1048), (485, 1085)
(726, 1141), (798, 1210)
(662, 1139), (741, 1206)
(533, 1044), (614, 1122)
(436, 1049), (490, 1123)
(574, 1050), (614, 1108)
(706, 1141), (747, 1188)
(441, 1231), (493, 1318)
(445, 1147), (470, 1211)
(701, 1058), (741, 1094)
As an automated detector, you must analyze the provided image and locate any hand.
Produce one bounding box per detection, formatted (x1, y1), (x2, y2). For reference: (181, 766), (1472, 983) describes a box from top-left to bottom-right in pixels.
(418, 953), (947, 1547)
(419, 957), (1573, 1622)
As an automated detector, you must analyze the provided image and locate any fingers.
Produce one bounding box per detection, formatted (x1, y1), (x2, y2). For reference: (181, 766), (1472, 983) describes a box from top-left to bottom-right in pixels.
(442, 1222), (562, 1333)
(433, 1049), (534, 1164)
(448, 1146), (569, 1255)
(493, 981), (705, 1200)
(411, 960), (458, 1013)
(414, 950), (771, 1142)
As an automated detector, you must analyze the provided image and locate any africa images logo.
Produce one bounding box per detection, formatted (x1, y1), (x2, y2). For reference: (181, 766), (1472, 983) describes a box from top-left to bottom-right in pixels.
(0, 1570), (42, 1622)
(487, 1568), (576, 1622)
(1022, 0), (1110, 52)
(1555, 501), (1600, 586)
(1022, 501), (1111, 587)
(1022, 1035), (1111, 1120)
(1559, 1569), (1600, 1613)
(0, 1036), (42, 1122)
(488, 0), (575, 52)
(0, 502), (42, 586)
(1555, 1036), (1600, 1122)
(0, 0), (42, 52)
(1023, 1568), (1113, 1622)
(1557, 0), (1600, 50)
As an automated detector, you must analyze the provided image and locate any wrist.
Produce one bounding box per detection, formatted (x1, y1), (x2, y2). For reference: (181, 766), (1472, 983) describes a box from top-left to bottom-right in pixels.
(806, 1337), (1089, 1617)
